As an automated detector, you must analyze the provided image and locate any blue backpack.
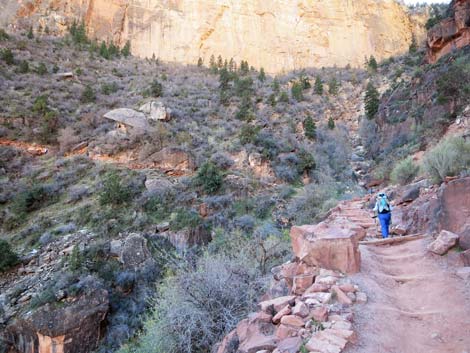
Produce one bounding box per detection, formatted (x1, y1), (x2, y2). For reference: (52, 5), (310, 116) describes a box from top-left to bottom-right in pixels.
(378, 195), (390, 213)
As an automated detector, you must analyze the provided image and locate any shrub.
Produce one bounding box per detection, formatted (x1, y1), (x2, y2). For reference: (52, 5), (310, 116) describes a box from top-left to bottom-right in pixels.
(297, 149), (316, 174)
(69, 20), (88, 44)
(145, 79), (163, 97)
(69, 244), (84, 273)
(365, 82), (379, 120)
(119, 254), (265, 353)
(327, 117), (335, 130)
(195, 161), (223, 194)
(36, 63), (48, 75)
(314, 75), (323, 95)
(101, 82), (119, 95)
(121, 40), (131, 57)
(390, 157), (419, 185)
(291, 81), (304, 101)
(239, 124), (261, 144)
(99, 171), (132, 206)
(80, 85), (96, 103)
(1, 48), (14, 65)
(11, 185), (56, 216)
(423, 136), (470, 183)
(0, 240), (19, 272)
(170, 208), (202, 231)
(30, 287), (56, 309)
(27, 26), (34, 39)
(0, 28), (9, 41)
(304, 115), (316, 139)
(328, 77), (339, 95)
(18, 60), (29, 73)
(258, 67), (266, 82)
(367, 55), (378, 72)
(278, 91), (289, 103)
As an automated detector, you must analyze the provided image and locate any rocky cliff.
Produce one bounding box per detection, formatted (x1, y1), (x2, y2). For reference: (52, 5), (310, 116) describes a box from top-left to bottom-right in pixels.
(426, 0), (470, 63)
(1, 0), (427, 72)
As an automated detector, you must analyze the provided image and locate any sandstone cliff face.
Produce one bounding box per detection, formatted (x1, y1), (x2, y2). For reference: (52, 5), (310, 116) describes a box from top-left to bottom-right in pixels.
(1, 0), (427, 72)
(426, 0), (470, 63)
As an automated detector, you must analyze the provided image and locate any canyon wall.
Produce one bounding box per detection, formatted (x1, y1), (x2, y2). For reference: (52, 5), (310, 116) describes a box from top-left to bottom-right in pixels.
(1, 0), (427, 72)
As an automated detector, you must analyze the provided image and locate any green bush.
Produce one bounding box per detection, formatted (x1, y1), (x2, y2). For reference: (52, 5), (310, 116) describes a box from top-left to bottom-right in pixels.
(68, 245), (84, 273)
(328, 77), (339, 95)
(99, 172), (132, 206)
(0, 28), (9, 41)
(314, 75), (323, 95)
(423, 136), (470, 183)
(390, 157), (419, 185)
(36, 63), (48, 75)
(80, 85), (96, 103)
(328, 117), (335, 129)
(18, 60), (29, 73)
(195, 162), (223, 194)
(101, 82), (119, 95)
(170, 208), (202, 231)
(146, 79), (163, 98)
(304, 115), (316, 139)
(1, 48), (14, 65)
(291, 81), (304, 101)
(30, 287), (56, 309)
(239, 124), (261, 144)
(0, 240), (19, 272)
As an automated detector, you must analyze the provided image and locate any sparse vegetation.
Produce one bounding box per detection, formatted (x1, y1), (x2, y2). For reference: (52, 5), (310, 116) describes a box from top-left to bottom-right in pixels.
(390, 157), (419, 185)
(0, 240), (19, 272)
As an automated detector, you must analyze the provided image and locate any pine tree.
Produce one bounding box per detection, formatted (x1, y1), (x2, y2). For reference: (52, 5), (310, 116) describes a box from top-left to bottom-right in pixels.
(368, 55), (378, 73)
(272, 78), (280, 94)
(409, 34), (417, 54)
(291, 81), (304, 101)
(314, 75), (323, 95)
(99, 41), (109, 59)
(328, 117), (335, 130)
(328, 77), (339, 95)
(209, 55), (218, 74)
(217, 55), (223, 69)
(121, 40), (131, 57)
(304, 115), (316, 139)
(365, 82), (380, 120)
(229, 58), (235, 72)
(27, 26), (34, 39)
(258, 67), (266, 82)
(219, 67), (231, 91)
(197, 57), (203, 67)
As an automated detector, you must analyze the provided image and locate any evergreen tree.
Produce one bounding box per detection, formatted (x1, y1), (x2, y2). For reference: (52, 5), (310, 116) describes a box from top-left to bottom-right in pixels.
(300, 72), (311, 89)
(291, 81), (304, 101)
(328, 117), (335, 130)
(229, 58), (235, 72)
(368, 55), (378, 72)
(240, 60), (249, 75)
(304, 115), (316, 139)
(99, 41), (109, 59)
(328, 77), (339, 95)
(27, 26), (34, 39)
(272, 78), (280, 94)
(217, 55), (223, 69)
(219, 67), (231, 91)
(209, 55), (218, 74)
(1, 48), (14, 65)
(409, 34), (417, 54)
(121, 40), (131, 57)
(365, 82), (380, 120)
(314, 75), (323, 95)
(197, 57), (203, 67)
(108, 41), (120, 57)
(258, 67), (266, 82)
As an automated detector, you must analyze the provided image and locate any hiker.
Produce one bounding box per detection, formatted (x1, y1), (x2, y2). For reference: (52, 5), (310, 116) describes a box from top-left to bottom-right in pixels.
(373, 192), (392, 238)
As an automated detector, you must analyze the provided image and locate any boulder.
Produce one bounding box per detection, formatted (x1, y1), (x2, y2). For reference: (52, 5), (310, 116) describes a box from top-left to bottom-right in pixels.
(290, 218), (364, 274)
(461, 249), (470, 266)
(272, 305), (291, 324)
(304, 283), (329, 294)
(437, 177), (470, 235)
(310, 306), (328, 322)
(5, 282), (108, 353)
(276, 336), (302, 353)
(103, 108), (149, 130)
(306, 329), (348, 353)
(292, 273), (315, 295)
(427, 230), (459, 255)
(259, 296), (296, 313)
(279, 315), (304, 328)
(236, 317), (278, 353)
(291, 302), (309, 318)
(459, 226), (470, 251)
(139, 101), (171, 121)
(119, 233), (152, 268)
(331, 285), (353, 305)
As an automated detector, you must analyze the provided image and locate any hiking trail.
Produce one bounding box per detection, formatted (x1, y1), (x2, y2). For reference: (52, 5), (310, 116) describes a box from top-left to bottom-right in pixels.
(334, 198), (470, 353)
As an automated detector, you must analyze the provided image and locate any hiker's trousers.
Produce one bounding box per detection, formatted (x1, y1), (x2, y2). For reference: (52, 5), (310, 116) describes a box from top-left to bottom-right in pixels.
(378, 212), (391, 238)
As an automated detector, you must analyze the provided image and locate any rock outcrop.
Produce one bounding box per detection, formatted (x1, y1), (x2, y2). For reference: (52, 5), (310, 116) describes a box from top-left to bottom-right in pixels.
(290, 218), (365, 274)
(426, 0), (470, 64)
(1, 0), (427, 72)
(4, 282), (108, 353)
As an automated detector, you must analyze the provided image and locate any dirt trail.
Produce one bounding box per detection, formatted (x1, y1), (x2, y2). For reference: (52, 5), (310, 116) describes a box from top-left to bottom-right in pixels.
(338, 200), (470, 353)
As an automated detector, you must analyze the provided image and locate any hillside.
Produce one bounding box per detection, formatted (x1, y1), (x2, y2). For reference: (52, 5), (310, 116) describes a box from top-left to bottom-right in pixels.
(1, 1), (470, 353)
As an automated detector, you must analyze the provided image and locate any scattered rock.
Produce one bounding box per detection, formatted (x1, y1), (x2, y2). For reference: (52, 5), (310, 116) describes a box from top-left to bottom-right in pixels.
(103, 108), (149, 130)
(139, 100), (171, 122)
(272, 305), (291, 324)
(304, 283), (329, 294)
(427, 230), (459, 255)
(119, 233), (152, 269)
(280, 315), (305, 328)
(310, 306), (328, 322)
(331, 285), (353, 305)
(292, 273), (315, 295)
(292, 302), (309, 318)
(259, 296), (296, 313)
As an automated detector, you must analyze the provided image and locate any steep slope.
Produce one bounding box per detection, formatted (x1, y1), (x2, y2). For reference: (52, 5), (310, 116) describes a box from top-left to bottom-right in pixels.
(0, 0), (428, 72)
